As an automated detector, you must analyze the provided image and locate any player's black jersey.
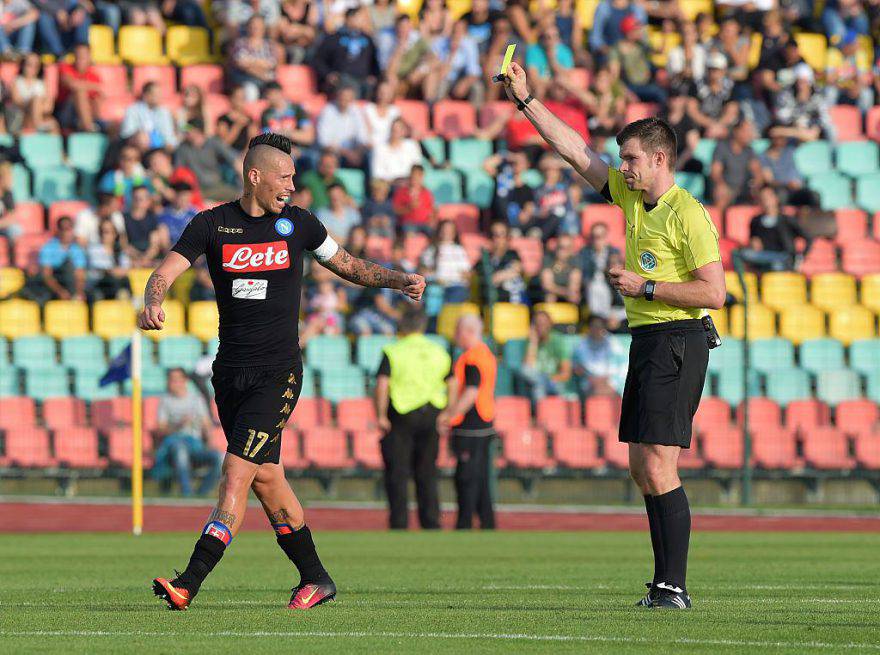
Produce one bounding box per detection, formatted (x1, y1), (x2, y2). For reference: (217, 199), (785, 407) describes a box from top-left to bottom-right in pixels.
(172, 201), (328, 367)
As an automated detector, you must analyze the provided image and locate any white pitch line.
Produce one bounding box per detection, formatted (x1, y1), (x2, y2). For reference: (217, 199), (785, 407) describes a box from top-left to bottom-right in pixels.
(1, 630), (879, 651)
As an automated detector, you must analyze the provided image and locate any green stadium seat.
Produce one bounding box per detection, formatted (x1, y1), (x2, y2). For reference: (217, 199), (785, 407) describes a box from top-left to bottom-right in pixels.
(449, 138), (493, 171)
(855, 173), (880, 213)
(0, 369), (17, 395)
(421, 137), (446, 165)
(0, 336), (9, 369)
(123, 367), (168, 396)
(765, 367), (812, 406)
(20, 134), (64, 168)
(12, 164), (31, 202)
(848, 339), (880, 376)
(34, 166), (78, 204)
(67, 132), (108, 174)
(503, 338), (527, 369)
(157, 335), (203, 368)
(603, 139), (622, 167)
(24, 367), (70, 400)
(807, 172), (852, 211)
(676, 172), (705, 200)
(610, 334), (632, 353)
(206, 337), (219, 356)
(12, 336), (57, 370)
(520, 169), (543, 188)
(750, 338), (795, 374)
(866, 370), (880, 404)
(692, 139), (716, 169)
(463, 169), (493, 207)
(751, 138), (770, 155)
(794, 140), (833, 177)
(799, 338), (845, 374)
(424, 168), (463, 204)
(816, 369), (862, 406)
(836, 141), (879, 178)
(300, 367), (316, 398)
(496, 362), (515, 396)
(109, 336), (134, 357)
(319, 367), (365, 403)
(356, 335), (394, 373)
(305, 335), (351, 372)
(708, 337), (743, 374)
(73, 370), (117, 400)
(716, 367), (762, 405)
(60, 335), (106, 369)
(336, 168), (365, 204)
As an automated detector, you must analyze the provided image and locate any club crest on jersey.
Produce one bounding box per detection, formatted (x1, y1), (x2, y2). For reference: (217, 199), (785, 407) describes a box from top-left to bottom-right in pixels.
(222, 241), (290, 272)
(275, 218), (294, 236)
(639, 250), (658, 272)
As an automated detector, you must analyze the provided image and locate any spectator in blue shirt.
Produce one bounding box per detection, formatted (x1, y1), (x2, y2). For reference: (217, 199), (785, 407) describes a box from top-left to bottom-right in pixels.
(158, 181), (198, 249)
(525, 23), (575, 98)
(572, 315), (627, 398)
(589, 0), (647, 60)
(25, 215), (87, 303)
(98, 144), (155, 211)
(425, 18), (483, 103)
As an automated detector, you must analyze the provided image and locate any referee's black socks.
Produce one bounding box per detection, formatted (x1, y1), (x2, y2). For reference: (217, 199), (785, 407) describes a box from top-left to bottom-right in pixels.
(175, 533), (228, 595)
(653, 486), (691, 591)
(277, 525), (332, 584)
(643, 495), (665, 586)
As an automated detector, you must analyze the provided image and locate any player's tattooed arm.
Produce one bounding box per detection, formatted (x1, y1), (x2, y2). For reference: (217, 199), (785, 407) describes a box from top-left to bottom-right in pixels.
(209, 508), (237, 528)
(144, 272), (168, 306)
(138, 251), (192, 330)
(321, 246), (426, 301)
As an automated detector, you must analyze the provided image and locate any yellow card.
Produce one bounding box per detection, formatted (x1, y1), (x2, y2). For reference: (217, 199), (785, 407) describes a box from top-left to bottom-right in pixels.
(500, 44), (516, 75)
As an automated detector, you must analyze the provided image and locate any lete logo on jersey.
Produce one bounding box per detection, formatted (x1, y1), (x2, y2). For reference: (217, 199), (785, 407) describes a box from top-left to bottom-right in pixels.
(222, 241), (290, 272)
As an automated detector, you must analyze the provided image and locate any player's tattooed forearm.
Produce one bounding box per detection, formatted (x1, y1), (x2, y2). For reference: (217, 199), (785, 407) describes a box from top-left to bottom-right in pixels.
(144, 272), (168, 306)
(268, 509), (290, 524)
(322, 247), (404, 289)
(209, 508), (237, 527)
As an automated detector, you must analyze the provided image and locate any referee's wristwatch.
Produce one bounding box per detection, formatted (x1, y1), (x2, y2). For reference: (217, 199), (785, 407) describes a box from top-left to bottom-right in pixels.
(644, 280), (656, 301)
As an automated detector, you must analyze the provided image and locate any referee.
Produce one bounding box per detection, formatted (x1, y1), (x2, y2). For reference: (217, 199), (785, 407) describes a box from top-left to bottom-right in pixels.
(502, 63), (725, 609)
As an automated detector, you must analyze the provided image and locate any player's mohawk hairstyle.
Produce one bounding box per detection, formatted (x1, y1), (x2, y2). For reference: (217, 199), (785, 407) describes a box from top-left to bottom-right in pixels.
(248, 132), (293, 155)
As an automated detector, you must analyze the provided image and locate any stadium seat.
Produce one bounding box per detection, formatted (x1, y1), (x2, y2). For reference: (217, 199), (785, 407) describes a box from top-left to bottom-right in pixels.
(785, 399), (830, 434)
(423, 168), (463, 204)
(91, 64), (127, 97)
(868, 105), (880, 141)
(794, 140), (833, 177)
(157, 335), (202, 368)
(73, 370), (118, 400)
(301, 427), (352, 468)
(855, 173), (880, 213)
(0, 396), (36, 428)
(729, 303), (776, 339)
(319, 367), (366, 404)
(624, 102), (658, 124)
(502, 338), (526, 370)
(862, 274), (880, 313)
(816, 369), (863, 406)
(11, 162), (31, 202)
(501, 428), (550, 468)
(54, 427), (104, 468)
(553, 429), (602, 468)
(187, 300), (218, 342)
(166, 25), (212, 65)
(464, 169), (493, 207)
(761, 272), (807, 312)
(799, 338), (845, 374)
(808, 172), (853, 211)
(278, 428), (304, 469)
(841, 240), (880, 277)
(118, 26), (168, 65)
(449, 138), (493, 171)
(92, 300), (136, 339)
(337, 168), (365, 203)
(854, 433), (880, 469)
(142, 299), (183, 341)
(436, 203), (479, 233)
(106, 427), (153, 468)
(536, 396), (576, 430)
(13, 232), (51, 268)
(8, 202), (44, 234)
(800, 237), (838, 276)
(275, 64), (318, 101)
(24, 366), (70, 400)
(420, 136), (446, 166)
(778, 305), (826, 344)
(4, 427), (54, 467)
(351, 429), (384, 470)
(336, 397), (377, 430)
(355, 335), (394, 373)
(394, 99), (430, 136)
(533, 303), (579, 327)
(459, 232), (489, 263)
(584, 395), (621, 432)
(691, 139), (716, 170)
(676, 172), (705, 201)
(725, 274), (759, 306)
(487, 303), (530, 344)
(716, 368), (762, 405)
(849, 338), (880, 377)
(724, 206), (761, 245)
(836, 141), (879, 178)
(43, 397), (87, 429)
(48, 200), (90, 231)
(437, 303), (480, 341)
(829, 104), (863, 141)
(20, 134), (63, 169)
(765, 367), (813, 407)
(599, 431), (630, 468)
(33, 166), (78, 205)
(97, 95), (133, 123)
(178, 64), (224, 96)
(509, 238), (543, 277)
(751, 427), (798, 469)
(736, 397), (782, 430)
(88, 24), (120, 64)
(810, 273), (857, 312)
(832, 209), (868, 247)
(432, 100), (476, 139)
(289, 397), (329, 430)
(12, 335), (56, 369)
(43, 300), (89, 339)
(829, 305), (876, 345)
(801, 426), (855, 469)
(701, 425), (744, 469)
(836, 399), (879, 436)
(305, 335), (351, 372)
(749, 338), (795, 374)
(581, 204), (626, 240)
(0, 299), (40, 338)
(131, 64), (177, 99)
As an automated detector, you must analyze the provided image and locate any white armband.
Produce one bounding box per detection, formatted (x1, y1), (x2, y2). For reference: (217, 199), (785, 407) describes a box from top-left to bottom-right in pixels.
(311, 234), (339, 262)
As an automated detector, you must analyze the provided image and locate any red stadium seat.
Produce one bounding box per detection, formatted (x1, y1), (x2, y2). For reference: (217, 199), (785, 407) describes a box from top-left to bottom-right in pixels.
(830, 105), (863, 141)
(132, 64), (177, 98)
(180, 64), (224, 94)
(403, 232), (429, 262)
(536, 396), (576, 430)
(276, 65), (318, 101)
(432, 100), (476, 139)
(701, 425), (744, 468)
(751, 427), (798, 469)
(54, 427), (104, 468)
(736, 397), (782, 430)
(280, 427), (305, 469)
(584, 395), (621, 432)
(500, 428), (550, 468)
(107, 427), (153, 467)
(785, 399), (830, 434)
(509, 237), (543, 277)
(0, 397), (36, 428)
(567, 67), (591, 90)
(704, 205), (724, 233)
(48, 201), (89, 231)
(678, 444), (705, 469)
(494, 396), (531, 430)
(14, 233), (52, 270)
(93, 64), (128, 97)
(11, 202), (45, 234)
(841, 240), (880, 277)
(143, 396), (161, 434)
(693, 396), (731, 433)
(854, 432), (880, 469)
(0, 235), (9, 266)
(301, 427), (352, 468)
(725, 205), (761, 245)
(351, 428), (384, 469)
(625, 103), (658, 123)
(835, 399), (879, 436)
(42, 397), (87, 429)
(868, 105), (880, 141)
(437, 204), (480, 234)
(459, 232), (489, 264)
(98, 95), (134, 123)
(801, 426), (855, 469)
(600, 431), (630, 468)
(799, 238), (838, 277)
(834, 209), (868, 245)
(92, 398), (132, 431)
(552, 428), (602, 468)
(0, 61), (16, 86)
(718, 237), (737, 269)
(478, 101), (513, 129)
(290, 397), (330, 430)
(395, 100), (430, 137)
(4, 427), (54, 467)
(336, 398), (377, 430)
(581, 203), (626, 240)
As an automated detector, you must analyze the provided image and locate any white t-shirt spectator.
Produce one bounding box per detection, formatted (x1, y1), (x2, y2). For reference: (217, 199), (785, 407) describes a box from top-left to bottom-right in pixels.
(420, 242), (471, 287)
(371, 138), (422, 182)
(73, 207), (126, 246)
(362, 102), (401, 148)
(316, 102), (369, 151)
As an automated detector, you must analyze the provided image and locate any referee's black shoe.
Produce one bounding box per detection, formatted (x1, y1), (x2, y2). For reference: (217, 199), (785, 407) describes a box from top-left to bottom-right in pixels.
(635, 582), (658, 607)
(651, 582), (691, 609)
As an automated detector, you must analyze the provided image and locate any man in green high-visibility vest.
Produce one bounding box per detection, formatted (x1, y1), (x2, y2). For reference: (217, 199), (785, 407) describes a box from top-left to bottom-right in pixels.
(375, 307), (451, 530)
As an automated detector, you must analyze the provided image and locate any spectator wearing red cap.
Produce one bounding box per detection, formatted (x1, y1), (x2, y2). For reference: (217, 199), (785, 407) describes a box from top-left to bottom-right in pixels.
(610, 14), (667, 104)
(589, 0), (646, 60)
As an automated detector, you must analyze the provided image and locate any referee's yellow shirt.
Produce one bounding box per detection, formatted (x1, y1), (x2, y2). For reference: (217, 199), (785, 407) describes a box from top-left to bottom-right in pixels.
(606, 168), (721, 328)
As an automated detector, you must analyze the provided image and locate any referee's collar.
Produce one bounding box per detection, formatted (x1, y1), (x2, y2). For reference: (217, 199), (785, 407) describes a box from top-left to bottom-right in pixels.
(645, 182), (678, 210)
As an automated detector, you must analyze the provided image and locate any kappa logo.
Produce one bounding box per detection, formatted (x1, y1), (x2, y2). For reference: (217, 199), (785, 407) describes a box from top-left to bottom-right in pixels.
(217, 226), (244, 233)
(222, 241), (290, 272)
(639, 250), (658, 272)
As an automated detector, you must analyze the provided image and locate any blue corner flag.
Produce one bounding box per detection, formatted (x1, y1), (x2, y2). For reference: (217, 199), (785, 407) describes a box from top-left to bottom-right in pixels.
(100, 343), (132, 387)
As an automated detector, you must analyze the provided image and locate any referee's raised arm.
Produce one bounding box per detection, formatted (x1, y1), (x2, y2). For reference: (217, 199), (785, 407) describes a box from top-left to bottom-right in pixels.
(501, 62), (609, 192)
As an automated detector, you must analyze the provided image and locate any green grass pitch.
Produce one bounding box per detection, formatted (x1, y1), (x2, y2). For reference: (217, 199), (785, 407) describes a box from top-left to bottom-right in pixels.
(1, 531), (879, 654)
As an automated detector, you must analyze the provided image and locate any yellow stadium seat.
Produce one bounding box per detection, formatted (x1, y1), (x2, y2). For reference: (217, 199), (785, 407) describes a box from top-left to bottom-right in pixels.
(534, 302), (579, 326)
(648, 28), (681, 68)
(760, 272), (807, 312)
(146, 299), (185, 341)
(829, 306), (876, 345)
(858, 35), (874, 65)
(725, 271), (759, 303)
(166, 25), (212, 66)
(170, 268), (195, 303)
(529, 0), (557, 14)
(118, 26), (168, 65)
(708, 307), (728, 336)
(729, 303), (776, 339)
(437, 303), (480, 341)
(487, 303), (531, 344)
(576, 0), (599, 29)
(0, 267), (25, 298)
(447, 0), (472, 20)
(188, 301), (219, 342)
(396, 0), (423, 19)
(44, 300), (89, 338)
(127, 268), (153, 299)
(88, 24), (120, 64)
(0, 299), (41, 338)
(779, 305), (826, 344)
(92, 299), (135, 339)
(679, 0), (713, 20)
(810, 272), (857, 312)
(861, 274), (880, 313)
(748, 33), (762, 70)
(794, 32), (827, 70)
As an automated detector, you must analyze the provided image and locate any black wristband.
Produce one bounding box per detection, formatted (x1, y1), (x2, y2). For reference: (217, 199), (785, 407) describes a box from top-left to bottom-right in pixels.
(515, 94), (534, 111)
(644, 280), (656, 301)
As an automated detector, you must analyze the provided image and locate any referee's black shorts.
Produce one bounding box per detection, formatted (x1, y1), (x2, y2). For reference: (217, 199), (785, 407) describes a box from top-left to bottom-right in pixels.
(619, 319), (709, 449)
(211, 361), (303, 465)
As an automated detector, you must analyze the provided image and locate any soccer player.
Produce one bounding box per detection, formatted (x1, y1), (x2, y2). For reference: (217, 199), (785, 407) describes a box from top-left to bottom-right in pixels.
(138, 133), (425, 610)
(501, 63), (725, 608)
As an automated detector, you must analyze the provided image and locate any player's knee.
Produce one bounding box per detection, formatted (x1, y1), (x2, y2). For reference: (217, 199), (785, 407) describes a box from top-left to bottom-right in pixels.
(218, 470), (252, 502)
(642, 460), (675, 494)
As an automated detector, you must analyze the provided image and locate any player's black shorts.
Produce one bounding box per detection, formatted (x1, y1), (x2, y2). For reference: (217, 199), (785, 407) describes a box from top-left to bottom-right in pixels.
(211, 361), (303, 465)
(619, 319), (709, 449)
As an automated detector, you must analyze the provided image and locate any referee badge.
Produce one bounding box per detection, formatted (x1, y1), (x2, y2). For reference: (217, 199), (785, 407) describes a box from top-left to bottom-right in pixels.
(639, 250), (658, 272)
(275, 217), (294, 236)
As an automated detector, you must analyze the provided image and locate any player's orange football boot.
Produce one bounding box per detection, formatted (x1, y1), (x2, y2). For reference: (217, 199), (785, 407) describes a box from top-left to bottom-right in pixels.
(152, 577), (192, 610)
(287, 580), (336, 610)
